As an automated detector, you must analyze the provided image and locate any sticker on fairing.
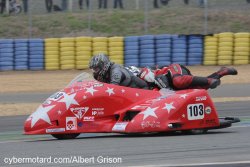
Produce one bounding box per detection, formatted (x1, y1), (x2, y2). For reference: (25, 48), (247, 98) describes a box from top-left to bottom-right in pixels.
(187, 103), (204, 120)
(112, 122), (128, 132)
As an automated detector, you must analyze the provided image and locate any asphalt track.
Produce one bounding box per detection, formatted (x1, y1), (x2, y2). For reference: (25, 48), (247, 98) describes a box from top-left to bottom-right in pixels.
(0, 84), (250, 167)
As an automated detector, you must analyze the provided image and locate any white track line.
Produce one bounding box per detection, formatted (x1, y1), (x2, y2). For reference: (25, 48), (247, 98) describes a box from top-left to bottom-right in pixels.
(129, 160), (250, 167)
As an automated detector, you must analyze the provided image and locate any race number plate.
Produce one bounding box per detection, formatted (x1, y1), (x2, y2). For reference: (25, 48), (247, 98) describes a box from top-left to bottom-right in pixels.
(187, 103), (204, 120)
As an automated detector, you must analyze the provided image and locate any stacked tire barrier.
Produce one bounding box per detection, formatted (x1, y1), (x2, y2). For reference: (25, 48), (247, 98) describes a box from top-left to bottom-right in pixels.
(218, 32), (234, 65)
(92, 37), (108, 56)
(45, 38), (60, 70)
(139, 35), (155, 67)
(172, 35), (187, 65)
(124, 36), (139, 67)
(75, 37), (92, 70)
(1, 32), (250, 72)
(187, 35), (203, 65)
(234, 33), (250, 65)
(108, 37), (124, 65)
(203, 35), (218, 65)
(60, 37), (75, 70)
(0, 39), (14, 71)
(29, 39), (44, 70)
(14, 39), (29, 70)
(155, 34), (171, 66)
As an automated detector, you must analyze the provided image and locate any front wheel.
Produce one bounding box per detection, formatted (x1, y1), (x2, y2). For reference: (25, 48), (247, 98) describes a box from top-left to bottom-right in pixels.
(51, 133), (80, 140)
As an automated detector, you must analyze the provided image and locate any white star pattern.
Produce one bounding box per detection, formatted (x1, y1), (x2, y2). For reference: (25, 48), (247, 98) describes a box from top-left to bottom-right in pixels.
(85, 86), (98, 96)
(121, 89), (125, 93)
(59, 93), (79, 110)
(140, 107), (158, 120)
(106, 87), (115, 96)
(182, 114), (186, 118)
(162, 102), (176, 114)
(136, 93), (139, 97)
(180, 94), (188, 99)
(30, 105), (55, 128)
(83, 95), (87, 99)
(58, 110), (62, 115)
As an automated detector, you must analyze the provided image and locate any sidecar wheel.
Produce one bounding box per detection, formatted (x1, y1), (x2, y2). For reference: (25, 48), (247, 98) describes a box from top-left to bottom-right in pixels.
(182, 129), (208, 135)
(51, 133), (80, 140)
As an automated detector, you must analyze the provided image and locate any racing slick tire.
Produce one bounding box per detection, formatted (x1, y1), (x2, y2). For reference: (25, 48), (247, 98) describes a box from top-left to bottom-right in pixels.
(51, 133), (80, 140)
(182, 129), (208, 135)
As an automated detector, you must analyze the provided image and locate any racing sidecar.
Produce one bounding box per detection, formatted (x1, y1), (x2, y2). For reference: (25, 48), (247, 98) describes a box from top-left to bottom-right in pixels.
(24, 73), (240, 139)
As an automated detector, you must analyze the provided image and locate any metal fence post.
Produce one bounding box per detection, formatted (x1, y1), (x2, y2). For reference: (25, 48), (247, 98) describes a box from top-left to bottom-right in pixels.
(204, 0), (208, 35)
(144, 0), (149, 34)
(28, 0), (33, 38)
(88, 0), (92, 32)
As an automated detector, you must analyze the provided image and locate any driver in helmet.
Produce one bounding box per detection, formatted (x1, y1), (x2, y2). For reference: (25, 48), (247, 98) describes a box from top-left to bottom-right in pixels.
(139, 64), (237, 90)
(89, 53), (149, 89)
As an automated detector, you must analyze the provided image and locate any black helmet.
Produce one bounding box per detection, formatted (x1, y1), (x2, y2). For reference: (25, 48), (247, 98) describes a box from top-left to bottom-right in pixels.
(89, 53), (112, 81)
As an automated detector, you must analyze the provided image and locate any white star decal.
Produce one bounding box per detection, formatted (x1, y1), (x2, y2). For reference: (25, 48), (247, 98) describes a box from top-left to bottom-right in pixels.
(182, 114), (186, 118)
(30, 105), (55, 128)
(59, 93), (79, 109)
(121, 89), (125, 93)
(85, 86), (98, 96)
(162, 102), (176, 114)
(58, 110), (62, 115)
(83, 95), (87, 99)
(140, 107), (158, 120)
(136, 93), (139, 97)
(180, 94), (188, 99)
(106, 87), (115, 96)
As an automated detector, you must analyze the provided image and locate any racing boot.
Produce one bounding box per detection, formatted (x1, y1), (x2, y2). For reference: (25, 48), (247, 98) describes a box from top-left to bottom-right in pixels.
(207, 67), (238, 79)
(189, 76), (220, 89)
(208, 78), (221, 89)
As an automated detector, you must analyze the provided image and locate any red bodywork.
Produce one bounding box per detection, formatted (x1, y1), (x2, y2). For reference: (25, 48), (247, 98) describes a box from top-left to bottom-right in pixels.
(24, 79), (221, 135)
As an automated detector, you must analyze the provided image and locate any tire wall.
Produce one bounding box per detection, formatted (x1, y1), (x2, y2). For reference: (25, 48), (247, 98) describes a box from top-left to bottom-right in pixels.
(0, 32), (249, 71)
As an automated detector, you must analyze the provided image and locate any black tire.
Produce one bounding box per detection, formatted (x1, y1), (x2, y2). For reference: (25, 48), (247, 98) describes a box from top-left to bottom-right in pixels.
(51, 133), (80, 140)
(182, 129), (208, 135)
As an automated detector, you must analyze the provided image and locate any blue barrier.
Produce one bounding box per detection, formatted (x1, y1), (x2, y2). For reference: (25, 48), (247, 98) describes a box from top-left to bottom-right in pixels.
(28, 38), (44, 70)
(124, 36), (139, 67)
(0, 39), (14, 71)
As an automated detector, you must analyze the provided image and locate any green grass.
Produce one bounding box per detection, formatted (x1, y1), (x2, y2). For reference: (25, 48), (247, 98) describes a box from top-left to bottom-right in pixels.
(0, 2), (250, 38)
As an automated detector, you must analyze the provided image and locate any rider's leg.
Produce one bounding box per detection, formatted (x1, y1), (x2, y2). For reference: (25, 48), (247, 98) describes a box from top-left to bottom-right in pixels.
(207, 67), (238, 79)
(172, 75), (220, 90)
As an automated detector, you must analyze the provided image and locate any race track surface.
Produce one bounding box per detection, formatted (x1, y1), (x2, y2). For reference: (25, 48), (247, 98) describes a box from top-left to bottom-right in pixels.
(1, 84), (250, 167)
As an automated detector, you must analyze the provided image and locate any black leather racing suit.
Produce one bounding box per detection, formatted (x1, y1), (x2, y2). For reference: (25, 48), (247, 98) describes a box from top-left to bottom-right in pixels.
(95, 63), (148, 89)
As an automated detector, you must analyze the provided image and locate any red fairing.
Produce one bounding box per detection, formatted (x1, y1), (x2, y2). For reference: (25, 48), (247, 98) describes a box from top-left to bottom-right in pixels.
(24, 79), (220, 135)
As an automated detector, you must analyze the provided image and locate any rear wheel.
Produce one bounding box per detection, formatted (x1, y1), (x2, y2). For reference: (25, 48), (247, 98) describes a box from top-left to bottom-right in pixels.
(51, 133), (80, 140)
(182, 129), (208, 135)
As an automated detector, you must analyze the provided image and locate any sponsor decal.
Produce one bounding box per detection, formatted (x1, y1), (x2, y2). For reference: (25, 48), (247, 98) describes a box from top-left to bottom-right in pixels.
(50, 92), (64, 100)
(173, 65), (179, 72)
(83, 116), (95, 121)
(112, 122), (128, 132)
(78, 122), (83, 127)
(205, 106), (212, 114)
(93, 83), (104, 88)
(187, 103), (204, 120)
(66, 117), (77, 130)
(196, 96), (207, 101)
(205, 119), (217, 125)
(141, 121), (160, 129)
(46, 128), (65, 133)
(131, 104), (151, 110)
(92, 108), (104, 116)
(70, 107), (89, 119)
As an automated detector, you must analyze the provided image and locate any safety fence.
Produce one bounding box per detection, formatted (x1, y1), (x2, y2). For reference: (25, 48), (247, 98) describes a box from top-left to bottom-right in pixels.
(0, 32), (249, 71)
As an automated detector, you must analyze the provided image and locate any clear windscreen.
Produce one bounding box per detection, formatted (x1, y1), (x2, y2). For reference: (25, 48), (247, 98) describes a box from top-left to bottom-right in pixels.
(67, 72), (92, 87)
